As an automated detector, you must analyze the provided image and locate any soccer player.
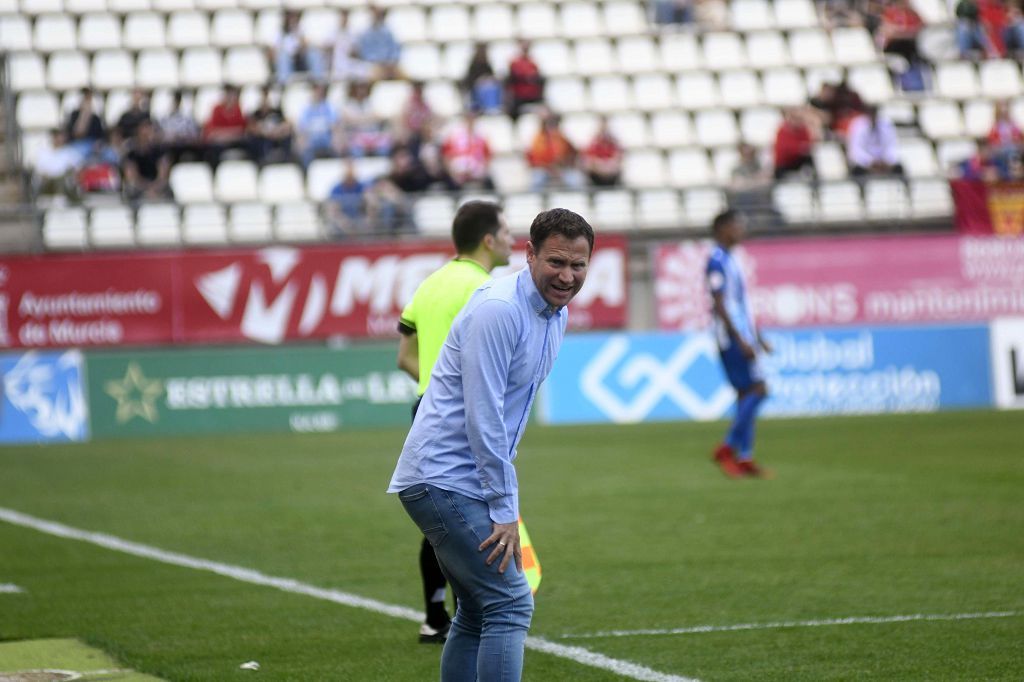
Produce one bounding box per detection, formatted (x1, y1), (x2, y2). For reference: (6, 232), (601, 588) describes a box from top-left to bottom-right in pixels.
(396, 201), (514, 643)
(706, 210), (773, 478)
(389, 209), (593, 681)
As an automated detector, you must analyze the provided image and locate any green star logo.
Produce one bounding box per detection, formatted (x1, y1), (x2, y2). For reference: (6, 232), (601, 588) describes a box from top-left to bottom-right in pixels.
(105, 362), (164, 424)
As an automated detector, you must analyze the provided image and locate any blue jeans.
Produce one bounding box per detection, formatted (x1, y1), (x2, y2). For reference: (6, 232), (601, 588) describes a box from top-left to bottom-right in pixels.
(399, 484), (533, 682)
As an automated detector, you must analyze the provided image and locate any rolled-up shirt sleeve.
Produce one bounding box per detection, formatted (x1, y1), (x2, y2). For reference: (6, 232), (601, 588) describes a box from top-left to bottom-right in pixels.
(460, 299), (520, 524)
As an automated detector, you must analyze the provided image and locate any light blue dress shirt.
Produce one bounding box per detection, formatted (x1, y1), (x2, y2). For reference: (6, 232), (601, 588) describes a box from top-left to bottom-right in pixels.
(388, 268), (567, 524)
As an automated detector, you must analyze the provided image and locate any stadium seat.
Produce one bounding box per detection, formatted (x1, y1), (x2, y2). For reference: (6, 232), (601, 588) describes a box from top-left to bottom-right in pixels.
(880, 99), (916, 126)
(167, 11), (210, 49)
(399, 43), (442, 82)
(591, 189), (634, 230)
(91, 50), (135, 90)
(676, 72), (719, 109)
(602, 1), (646, 37)
(224, 46), (270, 86)
(622, 149), (667, 188)
(191, 85), (222, 125)
(180, 48), (224, 88)
(254, 8), (281, 46)
(702, 32), (747, 71)
(258, 164), (305, 204)
(89, 204), (135, 247)
(183, 203), (229, 244)
(561, 112), (599, 149)
(774, 0), (818, 28)
(499, 194), (541, 236)
(66, 0), (108, 13)
(660, 33), (702, 72)
(589, 75), (631, 113)
(831, 27), (878, 66)
(124, 13), (165, 50)
(198, 0), (237, 10)
(910, 178), (954, 217)
(730, 0), (774, 32)
(936, 138), (977, 172)
(739, 106), (781, 147)
(979, 60), (1022, 100)
(352, 156), (390, 184)
(412, 195), (455, 237)
(136, 203), (181, 244)
(745, 31), (789, 69)
(637, 188), (682, 229)
(487, 41), (518, 77)
(102, 88), (131, 126)
(9, 53), (47, 91)
(517, 3), (557, 40)
(789, 29), (834, 67)
(530, 39), (574, 77)
(386, 5), (427, 43)
(772, 181), (816, 223)
(430, 5), (470, 44)
(848, 64), (895, 104)
(668, 148), (712, 187)
(474, 115), (515, 155)
(864, 178), (911, 220)
(305, 158), (342, 202)
(78, 13), (122, 51)
(911, 0), (949, 22)
(473, 4), (514, 42)
(229, 202), (273, 242)
(369, 79), (411, 119)
(47, 51), (90, 91)
(650, 111), (694, 148)
(211, 9), (255, 47)
(490, 155), (531, 192)
(214, 159), (259, 202)
(560, 1), (603, 39)
(423, 80), (461, 118)
(694, 109), (739, 147)
(440, 41), (473, 81)
(608, 111), (649, 148)
(108, 0), (150, 11)
(684, 188), (726, 227)
(0, 15), (32, 51)
(33, 14), (77, 52)
(898, 137), (940, 178)
(574, 38), (616, 76)
(21, 0), (63, 13)
(15, 91), (61, 130)
(276, 202), (320, 241)
(616, 36), (659, 75)
(544, 76), (587, 114)
(813, 142), (850, 181)
(963, 99), (994, 139)
(169, 162), (214, 203)
(43, 207), (88, 250)
(719, 70), (762, 109)
(762, 69), (806, 107)
(818, 181), (864, 221)
(918, 99), (965, 139)
(935, 61), (980, 100)
(547, 190), (590, 217)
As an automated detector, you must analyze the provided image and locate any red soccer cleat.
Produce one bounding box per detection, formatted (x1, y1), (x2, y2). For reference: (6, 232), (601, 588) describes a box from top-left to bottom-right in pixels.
(736, 459), (773, 479)
(712, 443), (744, 479)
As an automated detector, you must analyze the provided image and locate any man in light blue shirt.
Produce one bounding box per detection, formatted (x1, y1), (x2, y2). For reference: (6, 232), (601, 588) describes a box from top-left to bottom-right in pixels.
(389, 208), (594, 682)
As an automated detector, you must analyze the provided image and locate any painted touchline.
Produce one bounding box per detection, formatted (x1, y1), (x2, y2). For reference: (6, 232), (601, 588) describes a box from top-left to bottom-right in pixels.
(560, 611), (1023, 639)
(0, 507), (698, 682)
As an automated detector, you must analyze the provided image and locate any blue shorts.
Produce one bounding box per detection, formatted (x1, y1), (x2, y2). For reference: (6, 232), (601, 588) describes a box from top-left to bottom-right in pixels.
(719, 343), (764, 392)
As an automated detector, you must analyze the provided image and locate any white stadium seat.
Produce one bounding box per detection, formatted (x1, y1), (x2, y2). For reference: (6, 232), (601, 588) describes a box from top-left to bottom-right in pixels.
(980, 60), (1022, 100)
(412, 195), (455, 237)
(719, 70), (762, 109)
(592, 189), (634, 230)
(259, 164), (305, 204)
(773, 182), (816, 223)
(789, 29), (834, 67)
(684, 188), (726, 227)
(34, 14), (77, 52)
(183, 203), (229, 244)
(911, 178), (954, 217)
(169, 162), (214, 203)
(818, 181), (863, 222)
(229, 202), (273, 242)
(865, 178), (911, 220)
(702, 32), (747, 71)
(136, 49), (179, 89)
(211, 9), (255, 47)
(517, 3), (557, 40)
(180, 48), (223, 88)
(622, 149), (667, 189)
(660, 33), (702, 72)
(739, 107), (782, 147)
(963, 99), (995, 139)
(91, 50), (135, 90)
(637, 189), (683, 229)
(387, 5), (427, 43)
(775, 0), (818, 28)
(650, 111), (694, 148)
(0, 15), (32, 51)
(168, 12), (210, 49)
(616, 36), (659, 75)
(745, 31), (789, 69)
(124, 13), (165, 50)
(9, 53), (46, 91)
(136, 203), (180, 245)
(935, 61), (980, 100)
(429, 5), (470, 44)
(47, 50), (90, 91)
(78, 13), (122, 51)
(603, 1), (646, 37)
(831, 27), (878, 66)
(762, 68), (806, 107)
(694, 108), (739, 147)
(560, 1), (603, 39)
(90, 205), (135, 248)
(275, 202), (321, 241)
(574, 38), (616, 76)
(589, 75), (631, 114)
(15, 91), (61, 130)
(919, 99), (965, 139)
(608, 111), (648, 148)
(214, 159), (259, 203)
(668, 148), (712, 187)
(473, 4), (514, 42)
(224, 46), (270, 86)
(730, 0), (774, 32)
(44, 207), (88, 250)
(676, 72), (719, 110)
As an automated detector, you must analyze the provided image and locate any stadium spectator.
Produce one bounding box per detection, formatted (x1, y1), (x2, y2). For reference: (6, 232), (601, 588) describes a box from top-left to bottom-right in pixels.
(847, 105), (904, 176)
(76, 133), (122, 197)
(32, 129), (81, 199)
(65, 88), (105, 160)
(652, 0), (694, 25)
(505, 40), (545, 121)
(160, 90), (203, 164)
(809, 77), (866, 137)
(122, 119), (173, 203)
(956, 0), (1000, 57)
(388, 146), (441, 193)
(694, 0), (728, 29)
(773, 108), (817, 179)
(115, 88), (152, 144)
(389, 208), (594, 681)
(357, 6), (402, 82)
(365, 176), (409, 235)
(202, 85), (251, 168)
(986, 101), (1023, 176)
(462, 43), (504, 114)
(274, 10), (327, 84)
(820, 0), (866, 31)
(394, 201), (515, 643)
(330, 10), (372, 82)
(580, 117), (623, 186)
(339, 80), (392, 157)
(1003, 2), (1024, 57)
(297, 83), (339, 168)
(707, 210), (773, 479)
(441, 112), (494, 189)
(955, 139), (1003, 181)
(730, 143), (779, 226)
(526, 112), (584, 190)
(325, 160), (367, 236)
(876, 0), (925, 65)
(398, 81), (437, 150)
(248, 86), (294, 165)
(979, 0), (1012, 55)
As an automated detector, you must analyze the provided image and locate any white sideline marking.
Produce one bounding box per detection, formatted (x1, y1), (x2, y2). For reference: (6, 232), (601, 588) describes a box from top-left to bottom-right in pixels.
(0, 507), (698, 682)
(561, 611), (1023, 640)
(0, 583), (25, 593)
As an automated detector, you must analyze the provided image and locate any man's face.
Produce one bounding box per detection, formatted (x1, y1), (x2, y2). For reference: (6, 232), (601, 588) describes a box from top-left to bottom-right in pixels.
(720, 217), (747, 246)
(486, 215), (515, 267)
(526, 233), (591, 308)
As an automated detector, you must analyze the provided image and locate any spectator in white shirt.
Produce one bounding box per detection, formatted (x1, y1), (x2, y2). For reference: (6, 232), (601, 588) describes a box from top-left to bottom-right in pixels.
(33, 129), (81, 198)
(847, 106), (904, 176)
(274, 10), (327, 83)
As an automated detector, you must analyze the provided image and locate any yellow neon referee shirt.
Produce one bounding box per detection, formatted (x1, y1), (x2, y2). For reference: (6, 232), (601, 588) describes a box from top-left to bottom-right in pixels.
(398, 258), (491, 396)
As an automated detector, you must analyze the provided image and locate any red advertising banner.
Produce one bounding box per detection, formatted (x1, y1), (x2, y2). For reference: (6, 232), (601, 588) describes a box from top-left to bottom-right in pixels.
(0, 237), (628, 349)
(951, 179), (1024, 236)
(653, 234), (1024, 330)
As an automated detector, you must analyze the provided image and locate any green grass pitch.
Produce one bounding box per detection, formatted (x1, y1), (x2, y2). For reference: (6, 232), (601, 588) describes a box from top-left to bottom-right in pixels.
(1, 410), (1022, 681)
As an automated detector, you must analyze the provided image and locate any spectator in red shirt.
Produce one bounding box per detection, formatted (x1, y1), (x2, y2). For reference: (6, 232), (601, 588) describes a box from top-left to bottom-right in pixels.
(202, 85), (251, 167)
(877, 0), (925, 64)
(773, 108), (816, 180)
(441, 112), (494, 189)
(505, 40), (545, 121)
(581, 117), (623, 186)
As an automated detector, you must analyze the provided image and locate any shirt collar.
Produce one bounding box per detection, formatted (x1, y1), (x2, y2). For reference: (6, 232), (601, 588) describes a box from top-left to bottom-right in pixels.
(453, 257), (490, 277)
(518, 268), (558, 319)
